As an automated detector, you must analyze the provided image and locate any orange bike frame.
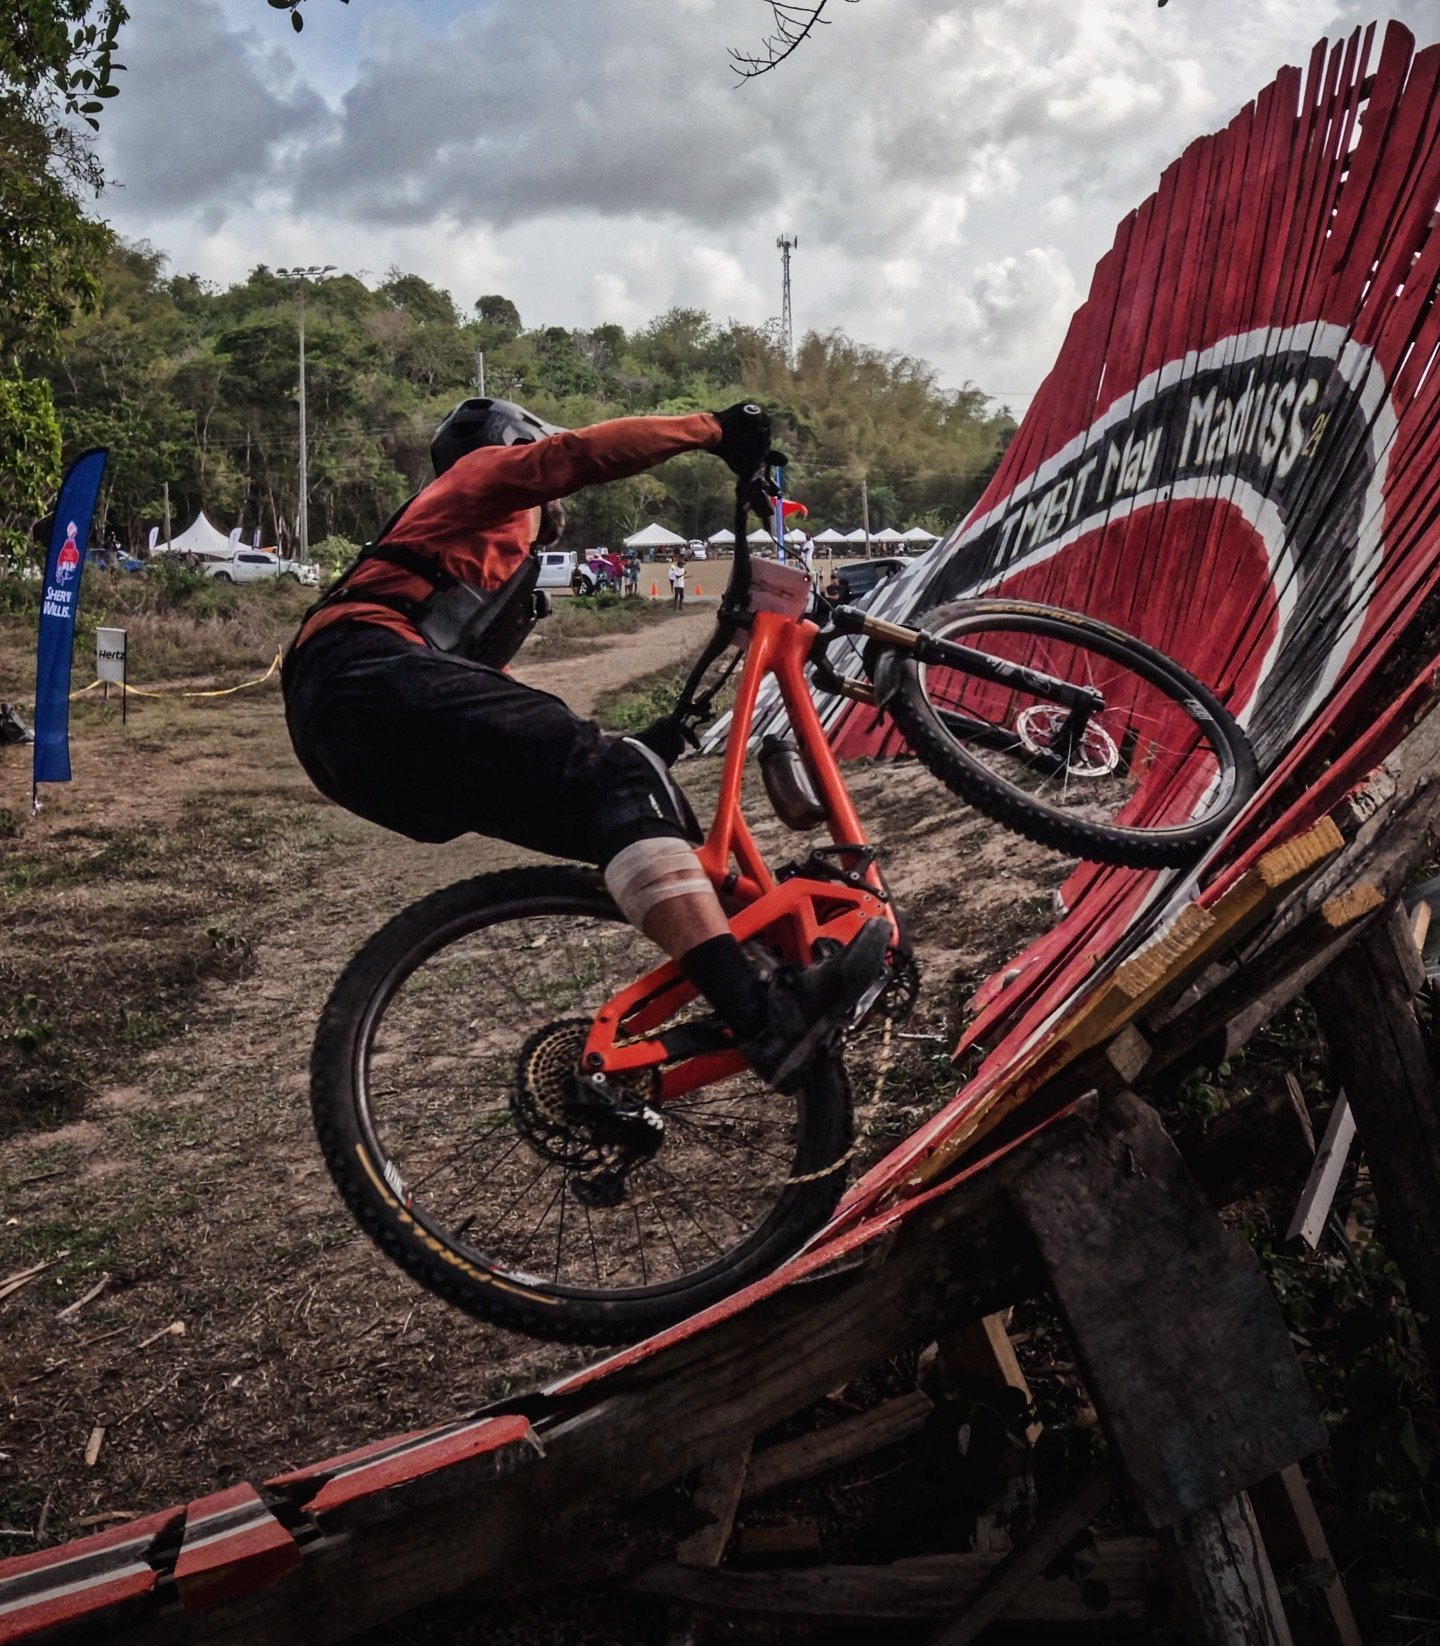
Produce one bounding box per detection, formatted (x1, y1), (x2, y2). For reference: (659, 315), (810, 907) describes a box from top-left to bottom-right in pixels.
(583, 606), (897, 1101)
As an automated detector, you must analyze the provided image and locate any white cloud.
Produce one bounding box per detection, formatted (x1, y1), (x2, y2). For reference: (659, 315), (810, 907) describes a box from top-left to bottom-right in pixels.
(94, 0), (1440, 404)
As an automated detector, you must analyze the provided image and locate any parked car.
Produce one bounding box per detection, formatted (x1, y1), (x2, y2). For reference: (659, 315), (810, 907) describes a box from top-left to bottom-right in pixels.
(206, 550), (319, 586)
(687, 540), (708, 560)
(536, 550), (578, 590)
(832, 556), (907, 602)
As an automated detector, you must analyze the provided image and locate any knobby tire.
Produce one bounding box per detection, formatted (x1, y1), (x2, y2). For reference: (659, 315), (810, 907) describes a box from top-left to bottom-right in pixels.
(872, 598), (1257, 867)
(310, 866), (852, 1344)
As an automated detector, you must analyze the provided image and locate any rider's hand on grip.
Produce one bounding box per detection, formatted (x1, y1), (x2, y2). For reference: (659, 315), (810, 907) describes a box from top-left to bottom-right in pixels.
(711, 403), (772, 477)
(633, 713), (701, 767)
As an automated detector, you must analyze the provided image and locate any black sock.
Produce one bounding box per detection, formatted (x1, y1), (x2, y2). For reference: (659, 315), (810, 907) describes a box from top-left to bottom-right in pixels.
(680, 933), (767, 1038)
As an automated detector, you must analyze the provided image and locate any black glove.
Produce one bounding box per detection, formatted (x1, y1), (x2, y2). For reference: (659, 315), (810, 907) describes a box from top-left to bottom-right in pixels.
(633, 713), (701, 767)
(711, 403), (772, 477)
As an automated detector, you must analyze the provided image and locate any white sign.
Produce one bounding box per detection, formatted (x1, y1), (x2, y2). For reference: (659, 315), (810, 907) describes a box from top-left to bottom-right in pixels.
(96, 627), (127, 684)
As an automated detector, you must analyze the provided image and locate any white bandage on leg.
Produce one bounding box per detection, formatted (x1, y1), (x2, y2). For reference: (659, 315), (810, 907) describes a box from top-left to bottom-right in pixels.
(603, 837), (712, 927)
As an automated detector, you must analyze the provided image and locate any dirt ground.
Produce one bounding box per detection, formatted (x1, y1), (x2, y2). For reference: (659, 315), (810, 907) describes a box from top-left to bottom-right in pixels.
(0, 599), (1069, 1570)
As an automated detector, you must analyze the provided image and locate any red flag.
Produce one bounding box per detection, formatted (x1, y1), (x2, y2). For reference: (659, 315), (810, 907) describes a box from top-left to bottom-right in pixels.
(780, 500), (808, 519)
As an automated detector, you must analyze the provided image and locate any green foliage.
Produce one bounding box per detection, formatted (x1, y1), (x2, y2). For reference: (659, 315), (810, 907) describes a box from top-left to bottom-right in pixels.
(309, 533), (359, 575)
(1259, 1224), (1440, 1640)
(6, 994), (54, 1055)
(0, 5), (126, 559)
(474, 293), (521, 337)
(23, 236), (1013, 561)
(1, 1), (127, 129)
(0, 367), (61, 560)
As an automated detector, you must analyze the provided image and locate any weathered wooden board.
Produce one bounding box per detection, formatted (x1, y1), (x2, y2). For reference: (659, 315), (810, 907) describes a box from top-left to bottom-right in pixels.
(1308, 900), (1440, 1385)
(1011, 1093), (1324, 1528)
(630, 1537), (1158, 1625)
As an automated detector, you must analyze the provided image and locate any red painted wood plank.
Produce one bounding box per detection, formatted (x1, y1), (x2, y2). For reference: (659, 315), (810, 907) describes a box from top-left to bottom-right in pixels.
(173, 1484), (301, 1610)
(0, 1509), (181, 1645)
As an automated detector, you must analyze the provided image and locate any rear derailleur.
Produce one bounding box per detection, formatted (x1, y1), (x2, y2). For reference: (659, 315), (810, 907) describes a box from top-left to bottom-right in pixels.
(562, 1073), (665, 1207)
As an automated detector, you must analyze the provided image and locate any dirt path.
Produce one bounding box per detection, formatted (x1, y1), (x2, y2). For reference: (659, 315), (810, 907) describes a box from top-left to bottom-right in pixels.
(0, 605), (1066, 1550)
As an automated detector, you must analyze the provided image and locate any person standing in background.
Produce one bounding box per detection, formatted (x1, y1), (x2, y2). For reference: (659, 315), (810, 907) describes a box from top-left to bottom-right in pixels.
(668, 555), (686, 610)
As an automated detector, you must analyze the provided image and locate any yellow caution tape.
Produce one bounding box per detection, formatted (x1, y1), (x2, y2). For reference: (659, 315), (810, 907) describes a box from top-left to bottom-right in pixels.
(70, 650), (282, 700)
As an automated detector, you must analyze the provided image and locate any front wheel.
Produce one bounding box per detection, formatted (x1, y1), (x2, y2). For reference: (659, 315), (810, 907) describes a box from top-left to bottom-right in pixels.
(872, 599), (1258, 867)
(310, 867), (853, 1345)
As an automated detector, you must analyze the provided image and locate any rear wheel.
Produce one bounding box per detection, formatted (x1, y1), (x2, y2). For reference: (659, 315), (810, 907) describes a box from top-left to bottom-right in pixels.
(873, 599), (1257, 867)
(211, 570), (233, 584)
(310, 867), (852, 1344)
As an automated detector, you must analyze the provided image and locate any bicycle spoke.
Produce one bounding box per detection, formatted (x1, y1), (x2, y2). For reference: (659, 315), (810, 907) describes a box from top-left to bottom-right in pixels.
(346, 890), (835, 1308)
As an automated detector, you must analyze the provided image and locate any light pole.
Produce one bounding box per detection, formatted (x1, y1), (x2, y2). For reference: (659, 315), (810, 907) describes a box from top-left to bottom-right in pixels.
(276, 265), (335, 561)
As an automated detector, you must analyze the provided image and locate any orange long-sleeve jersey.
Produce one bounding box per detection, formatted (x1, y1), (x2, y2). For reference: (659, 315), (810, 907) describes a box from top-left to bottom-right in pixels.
(297, 411), (722, 648)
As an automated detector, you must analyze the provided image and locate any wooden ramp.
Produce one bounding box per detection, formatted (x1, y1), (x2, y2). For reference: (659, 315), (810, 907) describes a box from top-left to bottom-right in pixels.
(7, 22), (1440, 1643)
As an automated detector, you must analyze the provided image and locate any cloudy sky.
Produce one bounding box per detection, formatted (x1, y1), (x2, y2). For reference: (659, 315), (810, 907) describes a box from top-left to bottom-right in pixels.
(93, 0), (1438, 416)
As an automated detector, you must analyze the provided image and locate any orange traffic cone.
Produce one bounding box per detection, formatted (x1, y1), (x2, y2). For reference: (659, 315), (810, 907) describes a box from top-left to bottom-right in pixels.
(649, 581), (659, 599)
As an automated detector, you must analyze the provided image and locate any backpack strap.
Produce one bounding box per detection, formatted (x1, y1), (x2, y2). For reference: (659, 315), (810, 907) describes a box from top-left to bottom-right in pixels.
(298, 539), (453, 629)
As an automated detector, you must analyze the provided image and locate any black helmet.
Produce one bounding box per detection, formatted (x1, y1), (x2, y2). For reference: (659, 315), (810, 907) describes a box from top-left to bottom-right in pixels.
(430, 397), (566, 476)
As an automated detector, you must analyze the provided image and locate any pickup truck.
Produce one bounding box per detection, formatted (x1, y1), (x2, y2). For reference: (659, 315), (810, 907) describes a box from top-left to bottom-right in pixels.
(536, 550), (577, 590)
(205, 550), (320, 587)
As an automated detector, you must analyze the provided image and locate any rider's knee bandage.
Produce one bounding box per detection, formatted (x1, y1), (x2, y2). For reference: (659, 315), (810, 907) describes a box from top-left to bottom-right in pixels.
(603, 837), (712, 927)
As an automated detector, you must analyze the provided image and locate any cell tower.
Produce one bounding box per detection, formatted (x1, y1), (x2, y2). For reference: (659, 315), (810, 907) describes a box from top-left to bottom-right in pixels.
(777, 235), (797, 365)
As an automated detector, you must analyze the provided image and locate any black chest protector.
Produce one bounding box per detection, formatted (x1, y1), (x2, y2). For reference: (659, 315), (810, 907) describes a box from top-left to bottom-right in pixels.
(304, 539), (549, 670)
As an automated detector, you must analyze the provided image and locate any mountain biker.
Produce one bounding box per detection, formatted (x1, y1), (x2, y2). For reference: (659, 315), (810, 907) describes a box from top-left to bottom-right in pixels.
(282, 398), (889, 1094)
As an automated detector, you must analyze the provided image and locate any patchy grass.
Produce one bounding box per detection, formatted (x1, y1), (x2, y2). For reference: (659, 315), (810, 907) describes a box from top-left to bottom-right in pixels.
(527, 590), (677, 663)
(0, 772), (341, 1139)
(0, 572), (311, 696)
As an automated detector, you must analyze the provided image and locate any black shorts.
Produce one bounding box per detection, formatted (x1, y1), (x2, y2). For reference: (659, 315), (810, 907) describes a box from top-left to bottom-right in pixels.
(282, 622), (690, 867)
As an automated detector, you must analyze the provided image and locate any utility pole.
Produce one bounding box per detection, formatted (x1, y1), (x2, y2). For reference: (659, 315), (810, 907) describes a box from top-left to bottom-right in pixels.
(277, 265), (336, 562)
(776, 235), (797, 366)
(162, 480), (172, 553)
(861, 476), (871, 558)
(475, 349), (486, 397)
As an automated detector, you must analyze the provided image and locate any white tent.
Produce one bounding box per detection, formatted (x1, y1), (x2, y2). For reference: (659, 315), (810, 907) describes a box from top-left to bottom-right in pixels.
(872, 527), (906, 545)
(843, 527), (871, 544)
(784, 526), (808, 543)
(624, 521), (687, 549)
(746, 527), (774, 545)
(154, 511), (232, 559)
(811, 527), (849, 544)
(902, 526), (939, 544)
(706, 527), (736, 547)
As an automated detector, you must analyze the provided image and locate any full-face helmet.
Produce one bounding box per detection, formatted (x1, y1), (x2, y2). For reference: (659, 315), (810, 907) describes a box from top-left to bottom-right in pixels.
(430, 397), (565, 476)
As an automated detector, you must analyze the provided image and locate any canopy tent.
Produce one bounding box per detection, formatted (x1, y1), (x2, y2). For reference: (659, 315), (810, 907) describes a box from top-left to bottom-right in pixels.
(872, 527), (906, 545)
(902, 526), (939, 543)
(843, 527), (871, 544)
(811, 527), (849, 544)
(152, 511), (232, 558)
(746, 527), (774, 545)
(706, 527), (736, 547)
(623, 522), (687, 549)
(784, 527), (808, 544)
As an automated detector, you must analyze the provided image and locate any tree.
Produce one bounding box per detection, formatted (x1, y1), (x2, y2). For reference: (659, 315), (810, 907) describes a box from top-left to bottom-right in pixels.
(380, 271), (458, 329)
(474, 295), (521, 339)
(0, 370), (61, 562)
(3, 1), (128, 133)
(728, 2), (859, 79)
(2, 3), (130, 562)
